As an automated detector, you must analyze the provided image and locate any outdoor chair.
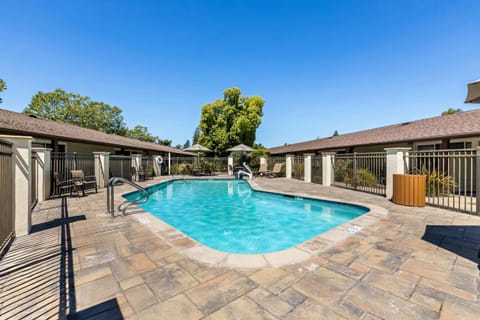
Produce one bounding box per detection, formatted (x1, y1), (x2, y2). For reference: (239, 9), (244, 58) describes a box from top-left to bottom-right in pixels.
(139, 166), (153, 180)
(268, 163), (285, 178)
(53, 172), (76, 197)
(253, 163), (268, 176)
(131, 166), (150, 181)
(71, 170), (98, 195)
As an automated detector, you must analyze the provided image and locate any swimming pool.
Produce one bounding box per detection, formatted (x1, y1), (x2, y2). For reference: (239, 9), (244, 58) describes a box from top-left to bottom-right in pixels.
(126, 179), (369, 254)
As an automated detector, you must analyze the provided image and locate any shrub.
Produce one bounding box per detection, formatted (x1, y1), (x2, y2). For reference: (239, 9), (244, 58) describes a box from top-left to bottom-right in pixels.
(356, 168), (378, 187)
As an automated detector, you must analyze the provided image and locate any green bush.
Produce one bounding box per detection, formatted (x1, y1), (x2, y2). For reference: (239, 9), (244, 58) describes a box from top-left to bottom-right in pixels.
(334, 159), (352, 183)
(356, 169), (378, 187)
(424, 169), (456, 196)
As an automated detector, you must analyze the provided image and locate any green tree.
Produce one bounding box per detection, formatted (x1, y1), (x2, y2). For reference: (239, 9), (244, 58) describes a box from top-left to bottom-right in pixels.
(0, 78), (6, 103)
(198, 87), (264, 155)
(157, 138), (172, 146)
(441, 108), (463, 116)
(24, 89), (127, 135)
(183, 139), (191, 149)
(125, 125), (158, 143)
(192, 127), (200, 144)
(333, 130), (339, 136)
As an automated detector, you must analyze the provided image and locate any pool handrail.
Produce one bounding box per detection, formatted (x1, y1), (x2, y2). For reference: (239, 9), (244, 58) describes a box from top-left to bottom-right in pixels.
(107, 177), (149, 216)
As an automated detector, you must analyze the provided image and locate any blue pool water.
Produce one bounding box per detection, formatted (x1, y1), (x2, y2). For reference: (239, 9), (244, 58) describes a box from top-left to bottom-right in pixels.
(126, 179), (368, 254)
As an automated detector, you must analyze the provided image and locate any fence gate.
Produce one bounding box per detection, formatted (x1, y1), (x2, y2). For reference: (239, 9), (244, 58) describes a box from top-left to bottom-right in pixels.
(407, 149), (477, 214)
(332, 152), (386, 196)
(311, 155), (323, 184)
(0, 140), (14, 254)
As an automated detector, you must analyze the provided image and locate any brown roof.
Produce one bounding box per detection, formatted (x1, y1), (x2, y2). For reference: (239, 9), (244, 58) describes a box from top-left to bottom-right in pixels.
(0, 108), (194, 155)
(269, 109), (480, 155)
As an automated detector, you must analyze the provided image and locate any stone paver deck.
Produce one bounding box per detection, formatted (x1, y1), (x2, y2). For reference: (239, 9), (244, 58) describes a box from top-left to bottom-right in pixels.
(1, 177), (479, 319)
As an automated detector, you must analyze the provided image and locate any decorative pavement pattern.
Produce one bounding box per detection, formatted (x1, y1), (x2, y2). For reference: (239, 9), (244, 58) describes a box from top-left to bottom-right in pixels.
(0, 176), (479, 319)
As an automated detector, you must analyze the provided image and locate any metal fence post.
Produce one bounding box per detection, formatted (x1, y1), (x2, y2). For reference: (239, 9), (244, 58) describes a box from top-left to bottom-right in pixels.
(352, 152), (357, 190)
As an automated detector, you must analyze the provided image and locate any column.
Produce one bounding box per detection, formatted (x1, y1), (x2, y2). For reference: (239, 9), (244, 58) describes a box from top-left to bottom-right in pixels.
(228, 156), (234, 176)
(303, 154), (313, 183)
(153, 155), (162, 176)
(31, 148), (51, 201)
(385, 148), (411, 200)
(286, 154), (293, 179)
(322, 152), (335, 186)
(94, 152), (110, 188)
(0, 135), (33, 236)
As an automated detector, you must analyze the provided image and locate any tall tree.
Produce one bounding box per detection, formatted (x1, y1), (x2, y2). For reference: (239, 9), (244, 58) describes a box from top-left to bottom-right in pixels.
(198, 87), (264, 155)
(441, 108), (463, 116)
(25, 89), (128, 135)
(183, 139), (191, 149)
(125, 125), (158, 143)
(332, 130), (339, 136)
(0, 78), (6, 103)
(192, 127), (200, 145)
(24, 88), (171, 144)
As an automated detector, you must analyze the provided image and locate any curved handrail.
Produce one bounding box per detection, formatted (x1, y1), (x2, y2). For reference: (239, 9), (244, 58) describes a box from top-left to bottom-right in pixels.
(107, 177), (149, 216)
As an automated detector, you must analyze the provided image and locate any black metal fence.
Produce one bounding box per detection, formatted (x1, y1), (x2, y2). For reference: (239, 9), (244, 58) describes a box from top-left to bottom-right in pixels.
(109, 155), (133, 179)
(51, 153), (95, 196)
(407, 149), (477, 213)
(291, 156), (304, 180)
(168, 156), (227, 176)
(312, 155), (323, 184)
(0, 140), (14, 254)
(332, 152), (386, 196)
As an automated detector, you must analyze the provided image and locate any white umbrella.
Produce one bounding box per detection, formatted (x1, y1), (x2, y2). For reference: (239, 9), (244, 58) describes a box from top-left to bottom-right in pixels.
(184, 144), (212, 152)
(226, 144), (255, 152)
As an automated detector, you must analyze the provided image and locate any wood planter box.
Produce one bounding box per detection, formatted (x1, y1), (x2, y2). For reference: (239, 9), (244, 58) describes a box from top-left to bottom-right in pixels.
(393, 174), (426, 207)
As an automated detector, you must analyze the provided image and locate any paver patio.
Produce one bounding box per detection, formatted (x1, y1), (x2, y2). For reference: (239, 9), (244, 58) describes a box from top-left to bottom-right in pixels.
(0, 177), (479, 319)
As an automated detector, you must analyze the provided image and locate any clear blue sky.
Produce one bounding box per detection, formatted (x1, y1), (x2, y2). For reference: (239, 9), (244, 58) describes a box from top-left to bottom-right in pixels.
(1, 0), (479, 148)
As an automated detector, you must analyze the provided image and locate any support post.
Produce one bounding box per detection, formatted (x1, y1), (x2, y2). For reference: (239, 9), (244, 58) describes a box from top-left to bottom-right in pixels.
(286, 154), (293, 179)
(304, 154), (313, 183)
(385, 148), (411, 200)
(322, 153), (334, 186)
(94, 152), (110, 188)
(168, 152), (171, 176)
(228, 156), (234, 176)
(0, 135), (33, 236)
(31, 148), (51, 201)
(153, 155), (162, 176)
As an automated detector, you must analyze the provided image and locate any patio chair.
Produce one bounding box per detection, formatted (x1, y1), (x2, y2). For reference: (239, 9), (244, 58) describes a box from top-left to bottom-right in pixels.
(139, 166), (153, 180)
(131, 166), (145, 182)
(253, 163), (268, 176)
(71, 170), (98, 195)
(53, 172), (76, 197)
(268, 163), (285, 178)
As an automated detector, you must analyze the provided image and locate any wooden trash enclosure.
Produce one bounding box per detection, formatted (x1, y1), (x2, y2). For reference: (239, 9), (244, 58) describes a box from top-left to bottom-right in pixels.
(393, 174), (426, 207)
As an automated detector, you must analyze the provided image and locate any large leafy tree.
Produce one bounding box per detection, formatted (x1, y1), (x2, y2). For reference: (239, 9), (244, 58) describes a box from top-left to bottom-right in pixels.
(198, 87), (264, 155)
(0, 78), (6, 103)
(125, 125), (172, 145)
(25, 89), (128, 135)
(24, 88), (169, 143)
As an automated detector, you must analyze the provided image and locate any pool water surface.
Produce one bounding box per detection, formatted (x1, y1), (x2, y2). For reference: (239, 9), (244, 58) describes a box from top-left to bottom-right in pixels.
(126, 179), (368, 254)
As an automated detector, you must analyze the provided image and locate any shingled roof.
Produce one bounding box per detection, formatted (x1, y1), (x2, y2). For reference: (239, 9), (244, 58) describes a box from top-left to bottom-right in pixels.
(269, 109), (480, 155)
(0, 108), (193, 155)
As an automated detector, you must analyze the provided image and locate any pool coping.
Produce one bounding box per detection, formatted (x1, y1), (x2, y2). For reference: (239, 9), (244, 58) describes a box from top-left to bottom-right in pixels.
(120, 177), (389, 269)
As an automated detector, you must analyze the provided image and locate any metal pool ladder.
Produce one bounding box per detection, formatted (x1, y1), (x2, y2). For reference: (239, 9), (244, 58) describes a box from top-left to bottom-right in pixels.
(107, 177), (149, 216)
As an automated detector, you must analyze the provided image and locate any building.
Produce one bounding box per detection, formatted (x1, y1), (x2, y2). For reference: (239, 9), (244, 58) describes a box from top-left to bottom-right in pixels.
(269, 109), (480, 155)
(0, 108), (193, 156)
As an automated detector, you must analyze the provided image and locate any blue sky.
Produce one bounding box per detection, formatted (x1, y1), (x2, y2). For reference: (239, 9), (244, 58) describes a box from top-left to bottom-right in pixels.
(1, 0), (479, 148)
